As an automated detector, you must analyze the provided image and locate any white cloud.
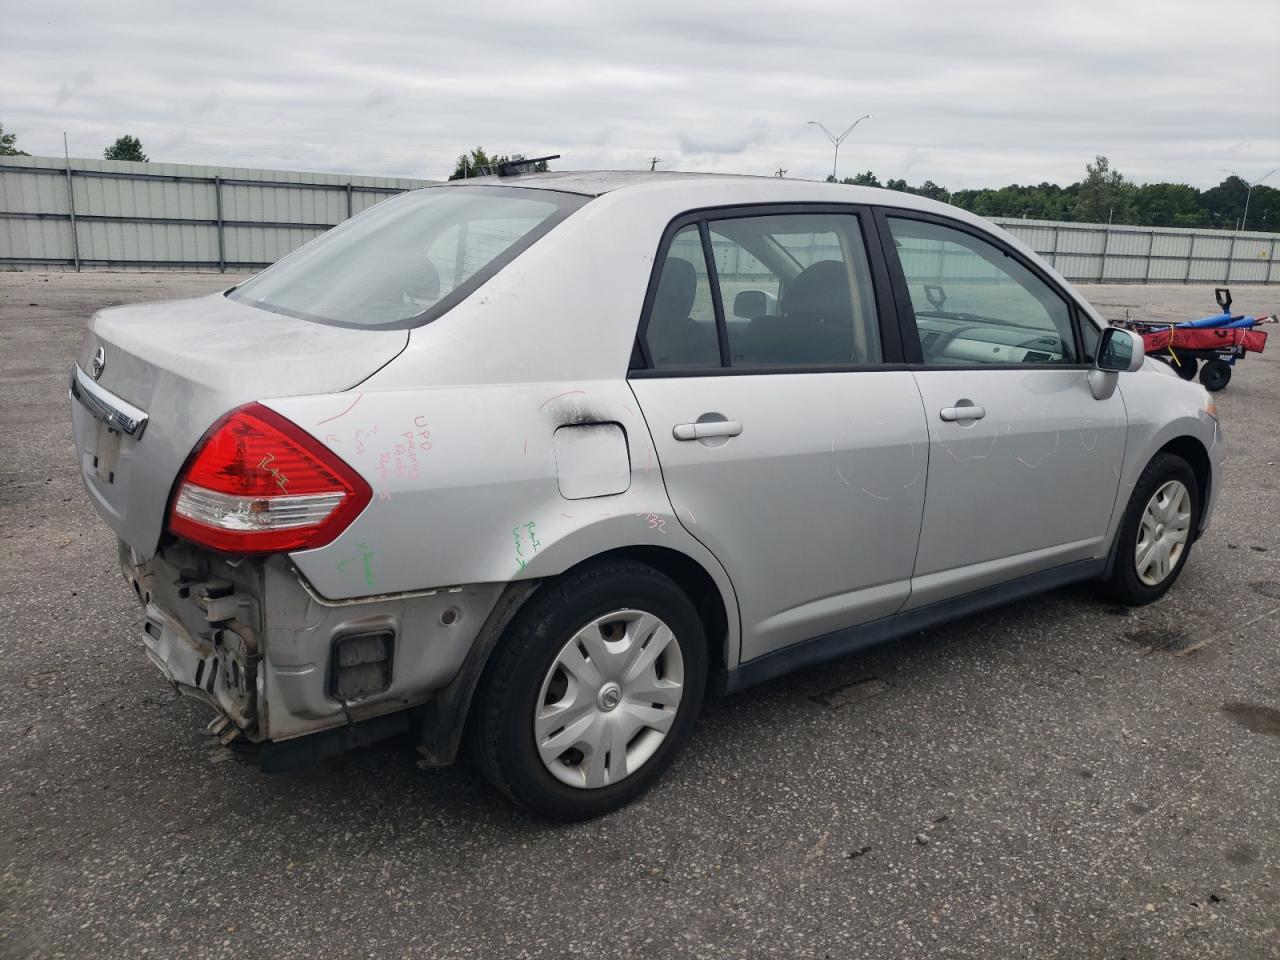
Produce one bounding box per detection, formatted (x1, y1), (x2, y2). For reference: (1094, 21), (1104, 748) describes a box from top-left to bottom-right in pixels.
(1, 0), (1276, 189)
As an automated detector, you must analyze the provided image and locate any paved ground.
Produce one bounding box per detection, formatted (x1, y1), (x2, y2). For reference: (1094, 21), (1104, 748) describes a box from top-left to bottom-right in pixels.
(2, 272), (1279, 959)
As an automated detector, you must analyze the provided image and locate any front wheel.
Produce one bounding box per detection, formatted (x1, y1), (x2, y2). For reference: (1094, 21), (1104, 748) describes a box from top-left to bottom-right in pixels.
(1170, 356), (1198, 381)
(471, 561), (707, 820)
(1100, 453), (1200, 605)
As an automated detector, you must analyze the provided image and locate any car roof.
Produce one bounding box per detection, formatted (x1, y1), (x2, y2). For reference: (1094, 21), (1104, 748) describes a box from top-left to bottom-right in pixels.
(432, 169), (925, 208)
(436, 169), (757, 196)
(425, 170), (1101, 326)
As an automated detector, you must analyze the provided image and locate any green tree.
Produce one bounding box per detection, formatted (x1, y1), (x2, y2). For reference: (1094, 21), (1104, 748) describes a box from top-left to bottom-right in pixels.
(915, 180), (950, 202)
(0, 122), (29, 156)
(1195, 175), (1280, 230)
(1132, 182), (1203, 227)
(1198, 177), (1246, 229)
(448, 147), (491, 180)
(104, 135), (148, 162)
(1072, 155), (1135, 224)
(447, 147), (549, 180)
(813, 158), (1275, 230)
(1245, 184), (1280, 232)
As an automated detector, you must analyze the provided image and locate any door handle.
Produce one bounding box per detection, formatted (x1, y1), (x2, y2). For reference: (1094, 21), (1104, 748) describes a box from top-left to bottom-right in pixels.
(939, 404), (986, 422)
(673, 420), (743, 441)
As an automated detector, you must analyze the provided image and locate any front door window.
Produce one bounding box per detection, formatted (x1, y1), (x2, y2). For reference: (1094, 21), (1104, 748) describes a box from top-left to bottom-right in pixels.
(886, 217), (1077, 366)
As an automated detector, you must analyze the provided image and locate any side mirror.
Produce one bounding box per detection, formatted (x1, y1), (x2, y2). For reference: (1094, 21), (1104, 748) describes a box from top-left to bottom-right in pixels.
(733, 289), (768, 320)
(1096, 327), (1144, 373)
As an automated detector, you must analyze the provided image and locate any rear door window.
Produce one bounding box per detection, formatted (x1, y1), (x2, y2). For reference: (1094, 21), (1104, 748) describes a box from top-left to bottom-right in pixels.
(709, 214), (880, 366)
(638, 210), (883, 371)
(642, 225), (722, 369)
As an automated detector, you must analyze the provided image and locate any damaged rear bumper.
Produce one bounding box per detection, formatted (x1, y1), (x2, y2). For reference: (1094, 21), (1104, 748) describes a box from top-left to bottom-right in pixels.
(119, 540), (506, 763)
(140, 590), (260, 738)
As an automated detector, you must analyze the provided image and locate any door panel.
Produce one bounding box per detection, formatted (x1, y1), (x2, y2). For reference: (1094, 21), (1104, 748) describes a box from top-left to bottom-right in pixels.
(906, 368), (1125, 608)
(631, 373), (929, 662)
(876, 211), (1127, 608)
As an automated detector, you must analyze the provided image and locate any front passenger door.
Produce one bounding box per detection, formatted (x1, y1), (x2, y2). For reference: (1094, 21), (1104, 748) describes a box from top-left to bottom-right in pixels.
(880, 213), (1126, 609)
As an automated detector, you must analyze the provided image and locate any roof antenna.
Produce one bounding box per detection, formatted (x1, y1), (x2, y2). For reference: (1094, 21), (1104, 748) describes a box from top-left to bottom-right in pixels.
(649, 157), (661, 171)
(774, 167), (787, 178)
(496, 154), (560, 177)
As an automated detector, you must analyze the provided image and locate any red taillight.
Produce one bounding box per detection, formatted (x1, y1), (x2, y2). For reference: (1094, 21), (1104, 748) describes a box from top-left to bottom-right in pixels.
(168, 403), (371, 555)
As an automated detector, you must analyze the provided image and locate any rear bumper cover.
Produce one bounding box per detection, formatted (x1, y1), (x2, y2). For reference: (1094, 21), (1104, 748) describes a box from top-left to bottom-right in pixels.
(120, 540), (505, 747)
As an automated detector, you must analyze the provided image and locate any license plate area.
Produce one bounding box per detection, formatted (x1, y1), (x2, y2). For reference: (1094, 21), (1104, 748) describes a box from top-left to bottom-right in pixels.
(91, 421), (123, 484)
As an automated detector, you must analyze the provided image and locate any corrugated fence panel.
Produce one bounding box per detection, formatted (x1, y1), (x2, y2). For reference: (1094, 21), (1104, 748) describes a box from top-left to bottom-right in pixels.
(224, 225), (330, 266)
(0, 217), (73, 261)
(222, 183), (345, 227)
(992, 217), (1279, 285)
(352, 192), (400, 217)
(1151, 233), (1194, 257)
(0, 155), (432, 270)
(77, 220), (218, 264)
(1, 160), (1275, 284)
(74, 174), (216, 220)
(0, 168), (72, 215)
(1229, 237), (1274, 284)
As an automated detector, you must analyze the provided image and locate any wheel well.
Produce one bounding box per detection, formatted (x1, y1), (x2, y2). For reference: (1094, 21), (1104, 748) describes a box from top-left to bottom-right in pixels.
(564, 546), (731, 690)
(1157, 435), (1211, 526)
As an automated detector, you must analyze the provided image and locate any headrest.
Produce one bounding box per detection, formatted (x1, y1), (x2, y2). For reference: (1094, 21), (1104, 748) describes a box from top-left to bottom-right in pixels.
(781, 260), (851, 326)
(654, 256), (697, 320)
(419, 257), (441, 302)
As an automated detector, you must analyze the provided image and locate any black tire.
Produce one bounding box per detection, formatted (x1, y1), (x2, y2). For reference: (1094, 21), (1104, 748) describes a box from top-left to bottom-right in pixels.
(1199, 359), (1231, 392)
(1170, 357), (1198, 381)
(1099, 452), (1200, 605)
(470, 561), (707, 821)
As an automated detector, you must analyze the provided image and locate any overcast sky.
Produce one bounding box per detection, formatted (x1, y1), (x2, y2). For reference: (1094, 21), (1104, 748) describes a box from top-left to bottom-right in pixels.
(3, 1), (1277, 189)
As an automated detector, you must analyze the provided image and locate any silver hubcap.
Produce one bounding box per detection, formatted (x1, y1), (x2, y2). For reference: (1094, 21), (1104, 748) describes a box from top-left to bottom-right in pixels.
(534, 609), (684, 790)
(1136, 480), (1192, 587)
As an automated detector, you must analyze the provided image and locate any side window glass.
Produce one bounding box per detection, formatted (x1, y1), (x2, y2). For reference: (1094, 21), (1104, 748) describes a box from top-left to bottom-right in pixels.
(642, 225), (721, 368)
(709, 214), (881, 366)
(887, 217), (1077, 365)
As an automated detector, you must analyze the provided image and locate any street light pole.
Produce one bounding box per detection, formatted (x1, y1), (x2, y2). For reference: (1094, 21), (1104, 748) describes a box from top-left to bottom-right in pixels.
(1224, 167), (1279, 231)
(808, 115), (870, 181)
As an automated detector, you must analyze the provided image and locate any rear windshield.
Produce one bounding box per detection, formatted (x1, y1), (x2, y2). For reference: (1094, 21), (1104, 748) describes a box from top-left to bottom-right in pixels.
(229, 185), (586, 329)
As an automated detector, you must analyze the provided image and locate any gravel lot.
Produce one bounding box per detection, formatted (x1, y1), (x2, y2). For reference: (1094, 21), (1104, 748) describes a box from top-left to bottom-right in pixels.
(2, 272), (1279, 959)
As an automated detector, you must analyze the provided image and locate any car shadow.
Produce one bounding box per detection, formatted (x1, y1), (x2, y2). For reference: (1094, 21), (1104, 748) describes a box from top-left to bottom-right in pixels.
(230, 579), (1128, 839)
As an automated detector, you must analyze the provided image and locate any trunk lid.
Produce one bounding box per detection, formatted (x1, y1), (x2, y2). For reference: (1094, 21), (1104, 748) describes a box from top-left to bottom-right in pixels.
(71, 291), (407, 557)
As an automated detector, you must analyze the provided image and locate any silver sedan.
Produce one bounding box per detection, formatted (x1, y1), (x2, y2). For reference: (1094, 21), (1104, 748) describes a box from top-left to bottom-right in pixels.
(70, 171), (1223, 819)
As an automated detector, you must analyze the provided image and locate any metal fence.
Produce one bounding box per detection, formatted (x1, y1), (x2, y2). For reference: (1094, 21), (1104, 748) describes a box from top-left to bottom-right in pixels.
(3, 158), (1277, 285)
(991, 217), (1280, 285)
(0, 155), (430, 272)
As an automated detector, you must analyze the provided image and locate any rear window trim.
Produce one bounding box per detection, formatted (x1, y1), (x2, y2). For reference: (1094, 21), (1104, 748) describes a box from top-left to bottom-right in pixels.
(227, 184), (589, 332)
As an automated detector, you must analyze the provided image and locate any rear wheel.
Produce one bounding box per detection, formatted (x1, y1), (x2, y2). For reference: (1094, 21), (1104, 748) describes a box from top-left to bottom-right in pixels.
(471, 561), (707, 820)
(1199, 358), (1231, 391)
(1170, 356), (1198, 381)
(1100, 453), (1199, 605)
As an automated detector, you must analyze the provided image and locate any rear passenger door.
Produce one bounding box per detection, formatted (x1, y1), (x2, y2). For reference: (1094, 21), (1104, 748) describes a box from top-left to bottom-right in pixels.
(876, 210), (1126, 608)
(628, 206), (931, 663)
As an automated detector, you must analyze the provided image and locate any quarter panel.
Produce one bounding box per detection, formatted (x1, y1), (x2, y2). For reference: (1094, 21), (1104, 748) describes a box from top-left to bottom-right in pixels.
(265, 381), (742, 666)
(71, 294), (407, 557)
